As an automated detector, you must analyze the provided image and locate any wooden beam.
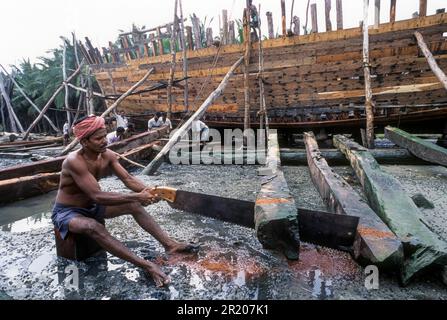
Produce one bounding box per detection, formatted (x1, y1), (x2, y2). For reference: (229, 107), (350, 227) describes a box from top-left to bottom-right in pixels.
(336, 0), (344, 30)
(311, 3), (318, 33)
(244, 2), (252, 135)
(255, 130), (300, 260)
(228, 21), (236, 44)
(0, 74), (23, 133)
(390, 0), (396, 23)
(419, 0), (427, 17)
(222, 9), (229, 45)
(304, 132), (403, 268)
(333, 135), (447, 285)
(141, 56), (244, 175)
(206, 28), (213, 47)
(292, 16), (300, 35)
(374, 0), (381, 28)
(363, 0), (375, 149)
(191, 14), (202, 49)
(414, 31), (447, 92)
(281, 0), (287, 37)
(178, 0), (189, 111)
(266, 11), (274, 39)
(167, 0), (179, 120)
(325, 0), (333, 32)
(185, 26), (194, 50)
(385, 126), (447, 166)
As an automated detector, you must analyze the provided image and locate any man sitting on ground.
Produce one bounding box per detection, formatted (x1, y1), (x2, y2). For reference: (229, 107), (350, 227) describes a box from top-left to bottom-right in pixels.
(52, 115), (197, 287)
(106, 126), (125, 145)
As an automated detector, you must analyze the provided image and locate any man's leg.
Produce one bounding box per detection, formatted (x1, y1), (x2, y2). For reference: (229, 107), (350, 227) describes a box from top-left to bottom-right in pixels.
(68, 216), (169, 287)
(104, 203), (198, 254)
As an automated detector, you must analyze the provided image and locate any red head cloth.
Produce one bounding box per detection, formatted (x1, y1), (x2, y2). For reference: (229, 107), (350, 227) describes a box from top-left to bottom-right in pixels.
(73, 116), (106, 140)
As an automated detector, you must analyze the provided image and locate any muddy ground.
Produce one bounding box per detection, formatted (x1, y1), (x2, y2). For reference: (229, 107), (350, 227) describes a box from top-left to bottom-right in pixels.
(0, 163), (446, 300)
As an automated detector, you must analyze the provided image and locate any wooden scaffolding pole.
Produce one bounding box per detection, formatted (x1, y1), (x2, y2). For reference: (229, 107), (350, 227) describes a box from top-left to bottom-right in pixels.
(325, 0), (332, 32)
(0, 73), (24, 133)
(23, 63), (83, 140)
(336, 0), (344, 30)
(390, 0), (396, 23)
(363, 0), (375, 149)
(281, 0), (287, 37)
(178, 0), (189, 111)
(414, 31), (447, 91)
(419, 0), (427, 17)
(374, 0), (381, 28)
(62, 40), (71, 128)
(167, 0), (179, 120)
(142, 56), (244, 176)
(244, 1), (252, 136)
(60, 68), (155, 156)
(0, 64), (60, 133)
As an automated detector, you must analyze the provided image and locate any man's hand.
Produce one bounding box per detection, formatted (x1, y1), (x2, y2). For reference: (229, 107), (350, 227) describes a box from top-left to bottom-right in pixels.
(138, 187), (160, 206)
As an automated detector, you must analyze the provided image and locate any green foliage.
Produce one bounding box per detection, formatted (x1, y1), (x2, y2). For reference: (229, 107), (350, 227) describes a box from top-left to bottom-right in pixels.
(235, 19), (244, 44)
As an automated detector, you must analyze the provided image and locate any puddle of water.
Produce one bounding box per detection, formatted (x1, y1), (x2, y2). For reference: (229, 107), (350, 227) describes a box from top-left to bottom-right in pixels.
(309, 269), (333, 299)
(3, 213), (53, 233)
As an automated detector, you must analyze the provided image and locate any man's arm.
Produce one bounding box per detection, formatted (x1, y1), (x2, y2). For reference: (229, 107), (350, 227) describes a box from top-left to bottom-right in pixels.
(66, 155), (153, 205)
(107, 150), (150, 193)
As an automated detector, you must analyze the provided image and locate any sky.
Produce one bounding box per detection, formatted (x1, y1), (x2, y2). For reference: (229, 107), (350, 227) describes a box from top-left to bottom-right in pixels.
(0, 0), (445, 70)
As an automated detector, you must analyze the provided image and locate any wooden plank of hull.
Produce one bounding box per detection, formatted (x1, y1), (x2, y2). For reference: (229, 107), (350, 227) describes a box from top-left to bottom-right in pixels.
(385, 126), (447, 166)
(333, 135), (447, 284)
(0, 137), (63, 149)
(255, 130), (300, 260)
(304, 132), (403, 268)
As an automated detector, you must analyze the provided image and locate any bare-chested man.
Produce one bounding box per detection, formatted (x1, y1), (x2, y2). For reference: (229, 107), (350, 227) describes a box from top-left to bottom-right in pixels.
(52, 115), (196, 287)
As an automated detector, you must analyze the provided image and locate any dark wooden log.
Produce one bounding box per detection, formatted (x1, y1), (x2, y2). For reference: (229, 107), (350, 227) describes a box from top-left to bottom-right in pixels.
(325, 0), (333, 32)
(336, 0), (344, 30)
(311, 3), (318, 33)
(374, 0), (381, 28)
(390, 0), (396, 23)
(304, 132), (403, 268)
(334, 134), (447, 285)
(142, 56), (244, 175)
(363, 0), (375, 149)
(280, 147), (427, 165)
(266, 11), (274, 39)
(419, 0), (427, 17)
(414, 31), (447, 91)
(281, 0), (287, 37)
(255, 130), (300, 260)
(385, 126), (447, 166)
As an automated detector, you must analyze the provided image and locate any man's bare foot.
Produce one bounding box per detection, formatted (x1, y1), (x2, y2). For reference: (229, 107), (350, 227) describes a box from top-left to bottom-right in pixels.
(165, 241), (200, 255)
(144, 262), (170, 287)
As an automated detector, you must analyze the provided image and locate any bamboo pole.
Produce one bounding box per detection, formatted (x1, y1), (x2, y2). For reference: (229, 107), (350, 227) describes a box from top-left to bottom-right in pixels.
(244, 2), (252, 136)
(281, 0), (287, 37)
(363, 0), (375, 149)
(414, 31), (447, 92)
(0, 74), (24, 133)
(111, 150), (146, 169)
(336, 0), (343, 30)
(311, 3), (318, 33)
(62, 41), (72, 128)
(374, 0), (381, 28)
(59, 68), (155, 156)
(304, 0), (311, 34)
(266, 12), (274, 39)
(22, 63), (83, 140)
(0, 64), (60, 133)
(179, 0), (189, 111)
(419, 0), (427, 17)
(142, 56), (244, 175)
(325, 0), (333, 32)
(167, 0), (179, 120)
(390, 0), (396, 23)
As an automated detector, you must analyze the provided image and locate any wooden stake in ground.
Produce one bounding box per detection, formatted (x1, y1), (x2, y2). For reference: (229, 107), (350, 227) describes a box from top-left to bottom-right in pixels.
(0, 64), (60, 133)
(362, 0), (375, 149)
(23, 63), (83, 140)
(244, 1), (252, 137)
(266, 11), (274, 39)
(167, 0), (179, 120)
(414, 31), (447, 92)
(336, 0), (344, 30)
(60, 68), (155, 156)
(142, 56), (244, 175)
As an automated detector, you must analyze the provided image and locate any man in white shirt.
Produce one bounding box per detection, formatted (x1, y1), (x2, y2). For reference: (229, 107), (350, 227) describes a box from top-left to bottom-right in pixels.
(63, 121), (70, 146)
(191, 119), (209, 142)
(107, 127), (125, 145)
(147, 112), (164, 131)
(115, 111), (128, 130)
(161, 112), (173, 131)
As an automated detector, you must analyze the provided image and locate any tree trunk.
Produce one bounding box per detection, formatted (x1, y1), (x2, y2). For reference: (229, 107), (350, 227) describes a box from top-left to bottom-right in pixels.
(363, 0), (375, 149)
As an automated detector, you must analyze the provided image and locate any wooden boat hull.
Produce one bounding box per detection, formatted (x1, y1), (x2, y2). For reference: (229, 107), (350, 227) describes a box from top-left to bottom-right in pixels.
(91, 13), (447, 129)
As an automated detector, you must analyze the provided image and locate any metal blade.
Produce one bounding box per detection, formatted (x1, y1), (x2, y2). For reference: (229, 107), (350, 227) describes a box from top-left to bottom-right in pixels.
(167, 190), (359, 250)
